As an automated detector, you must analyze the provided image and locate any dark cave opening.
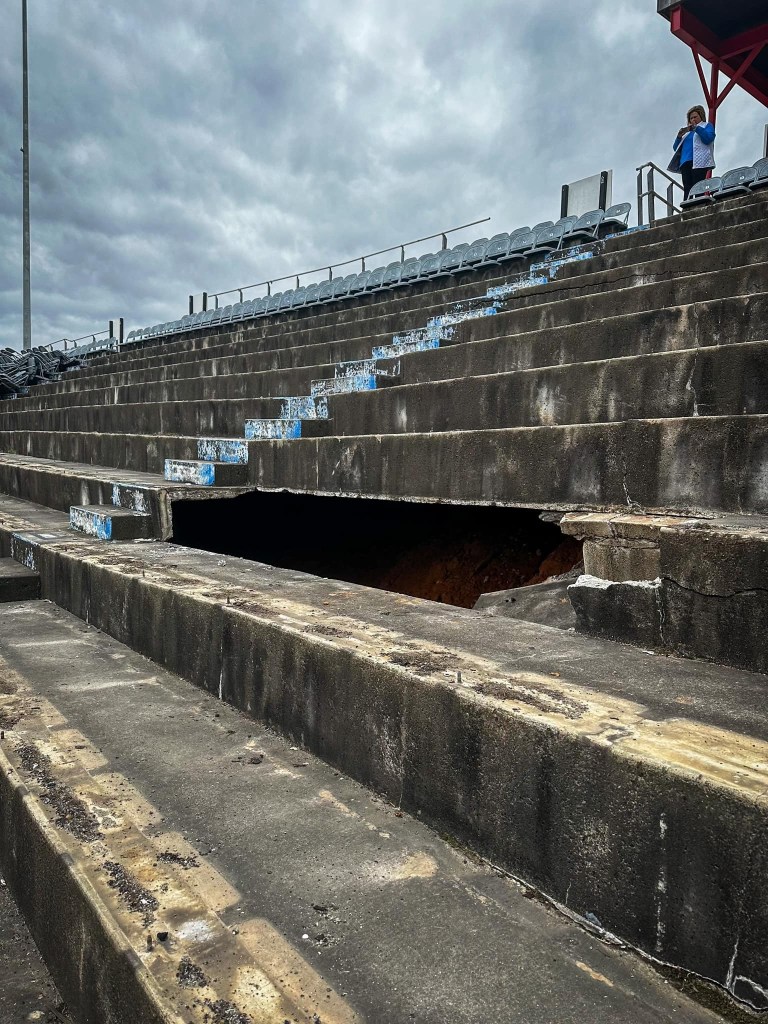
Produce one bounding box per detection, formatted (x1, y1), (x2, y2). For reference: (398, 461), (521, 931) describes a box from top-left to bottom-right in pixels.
(171, 491), (582, 609)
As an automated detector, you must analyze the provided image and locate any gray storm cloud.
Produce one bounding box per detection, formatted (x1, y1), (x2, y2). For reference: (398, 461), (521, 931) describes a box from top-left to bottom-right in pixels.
(0, 0), (764, 347)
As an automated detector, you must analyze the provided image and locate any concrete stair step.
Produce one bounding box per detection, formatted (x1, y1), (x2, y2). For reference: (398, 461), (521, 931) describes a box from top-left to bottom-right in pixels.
(251, 414), (768, 517)
(0, 557), (40, 602)
(69, 504), (154, 541)
(196, 437), (250, 463)
(0, 599), (735, 1024)
(0, 495), (766, 1011)
(162, 459), (248, 486)
(310, 371), (400, 397)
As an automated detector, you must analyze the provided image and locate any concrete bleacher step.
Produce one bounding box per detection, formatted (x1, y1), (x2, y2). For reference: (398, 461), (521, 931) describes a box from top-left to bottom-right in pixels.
(69, 503), (154, 541)
(562, 510), (768, 675)
(162, 459), (248, 486)
(243, 417), (332, 440)
(0, 600), (732, 1024)
(310, 369), (400, 397)
(0, 491), (766, 1012)
(0, 557), (40, 602)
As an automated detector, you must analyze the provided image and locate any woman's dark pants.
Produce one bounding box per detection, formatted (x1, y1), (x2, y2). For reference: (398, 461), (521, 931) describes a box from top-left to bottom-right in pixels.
(681, 163), (709, 199)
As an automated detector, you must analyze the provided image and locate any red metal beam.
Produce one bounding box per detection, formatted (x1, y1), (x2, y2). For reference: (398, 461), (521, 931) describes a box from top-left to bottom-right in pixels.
(670, 6), (768, 110)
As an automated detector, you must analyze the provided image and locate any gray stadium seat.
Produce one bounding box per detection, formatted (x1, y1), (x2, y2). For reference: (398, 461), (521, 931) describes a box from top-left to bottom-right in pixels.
(316, 281), (334, 303)
(454, 240), (490, 274)
(381, 262), (404, 288)
(348, 272), (370, 295)
(364, 267), (387, 291)
(239, 300), (255, 319)
(433, 246), (466, 278)
(564, 209), (604, 243)
(531, 221), (554, 233)
(528, 223), (566, 256)
(600, 203), (631, 232)
(395, 259), (420, 286)
(478, 235), (511, 265)
(719, 166), (757, 196)
(681, 177), (721, 206)
(752, 158), (768, 189)
(265, 292), (283, 313)
(290, 287), (307, 307)
(302, 284), (320, 306)
(555, 216), (578, 232)
(278, 290), (295, 310)
(229, 302), (245, 321)
(497, 229), (537, 265)
(251, 297), (268, 316)
(415, 254), (442, 279)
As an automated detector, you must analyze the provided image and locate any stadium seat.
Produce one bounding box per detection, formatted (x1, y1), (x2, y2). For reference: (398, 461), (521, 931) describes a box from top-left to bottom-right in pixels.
(564, 209), (604, 243)
(303, 284), (321, 306)
(477, 235), (511, 266)
(415, 254), (442, 279)
(433, 246), (467, 279)
(751, 157), (768, 189)
(316, 281), (334, 303)
(398, 259), (422, 285)
(681, 177), (722, 206)
(719, 166), (757, 196)
(497, 229), (537, 265)
(600, 203), (632, 232)
(364, 267), (387, 291)
(251, 297), (267, 316)
(229, 303), (245, 321)
(555, 216), (578, 232)
(454, 241), (490, 274)
(381, 262), (404, 288)
(531, 221), (554, 233)
(348, 272), (370, 295)
(265, 293), (283, 313)
(278, 290), (295, 310)
(290, 287), (307, 308)
(528, 223), (567, 256)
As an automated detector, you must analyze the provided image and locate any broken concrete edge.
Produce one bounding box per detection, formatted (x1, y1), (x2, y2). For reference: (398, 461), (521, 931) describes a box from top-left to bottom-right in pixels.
(8, 528), (768, 1010)
(0, 743), (178, 1024)
(0, 689), (353, 1024)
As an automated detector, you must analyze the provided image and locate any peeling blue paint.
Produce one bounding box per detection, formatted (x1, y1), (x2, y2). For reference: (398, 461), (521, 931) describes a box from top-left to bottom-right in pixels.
(164, 459), (217, 485)
(197, 438), (249, 463)
(243, 419), (303, 440)
(311, 373), (378, 397)
(279, 396), (329, 420)
(70, 507), (112, 540)
(372, 336), (441, 359)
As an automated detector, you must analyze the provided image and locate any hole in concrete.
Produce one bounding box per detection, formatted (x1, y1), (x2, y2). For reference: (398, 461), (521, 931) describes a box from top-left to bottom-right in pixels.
(171, 492), (581, 609)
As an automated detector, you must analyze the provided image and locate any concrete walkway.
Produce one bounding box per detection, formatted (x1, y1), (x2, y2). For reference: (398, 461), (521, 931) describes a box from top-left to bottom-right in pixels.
(0, 600), (734, 1024)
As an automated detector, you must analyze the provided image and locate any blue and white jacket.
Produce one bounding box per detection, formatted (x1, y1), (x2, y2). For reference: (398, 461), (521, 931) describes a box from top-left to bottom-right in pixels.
(668, 122), (716, 172)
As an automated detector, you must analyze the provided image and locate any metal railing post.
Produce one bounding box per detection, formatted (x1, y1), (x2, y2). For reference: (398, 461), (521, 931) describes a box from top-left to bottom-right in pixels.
(441, 233), (448, 250)
(647, 166), (656, 227)
(637, 167), (644, 225)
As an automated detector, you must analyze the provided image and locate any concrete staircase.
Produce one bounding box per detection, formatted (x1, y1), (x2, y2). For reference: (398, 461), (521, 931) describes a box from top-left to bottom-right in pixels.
(0, 192), (767, 1018)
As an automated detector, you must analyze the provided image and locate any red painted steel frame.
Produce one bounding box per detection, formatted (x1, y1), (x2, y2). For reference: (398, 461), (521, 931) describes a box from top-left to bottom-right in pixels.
(669, 5), (768, 125)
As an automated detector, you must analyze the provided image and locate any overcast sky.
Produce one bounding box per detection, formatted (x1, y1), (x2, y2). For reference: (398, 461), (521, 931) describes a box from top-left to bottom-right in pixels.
(0, 0), (765, 348)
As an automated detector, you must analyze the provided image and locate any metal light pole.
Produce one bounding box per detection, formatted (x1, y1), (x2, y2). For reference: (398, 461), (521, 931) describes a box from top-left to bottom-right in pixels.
(21, 0), (32, 350)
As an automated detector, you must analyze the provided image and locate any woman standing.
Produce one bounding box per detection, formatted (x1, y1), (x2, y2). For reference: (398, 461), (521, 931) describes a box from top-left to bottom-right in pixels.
(668, 105), (716, 199)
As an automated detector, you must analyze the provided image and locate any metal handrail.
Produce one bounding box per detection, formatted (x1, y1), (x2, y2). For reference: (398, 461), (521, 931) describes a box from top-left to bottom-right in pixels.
(46, 328), (110, 352)
(637, 161), (684, 227)
(205, 216), (491, 308)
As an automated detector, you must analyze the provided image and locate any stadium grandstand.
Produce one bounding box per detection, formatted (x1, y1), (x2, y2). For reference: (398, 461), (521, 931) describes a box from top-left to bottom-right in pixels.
(1, 2), (768, 1023)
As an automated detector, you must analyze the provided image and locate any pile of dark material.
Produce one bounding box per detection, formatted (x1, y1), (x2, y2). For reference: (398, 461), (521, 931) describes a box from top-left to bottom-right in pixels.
(0, 347), (82, 398)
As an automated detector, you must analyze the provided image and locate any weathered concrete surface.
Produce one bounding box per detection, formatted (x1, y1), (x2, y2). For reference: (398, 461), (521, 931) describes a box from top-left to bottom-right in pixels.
(474, 578), (578, 629)
(0, 454), (250, 540)
(250, 416), (768, 516)
(0, 495), (767, 1004)
(563, 514), (768, 675)
(0, 558), (40, 602)
(0, 600), (742, 1023)
(0, 871), (71, 1023)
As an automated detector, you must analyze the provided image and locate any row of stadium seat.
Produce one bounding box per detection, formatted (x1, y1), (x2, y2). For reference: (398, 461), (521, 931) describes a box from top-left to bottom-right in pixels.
(682, 158), (768, 207)
(125, 204), (631, 345)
